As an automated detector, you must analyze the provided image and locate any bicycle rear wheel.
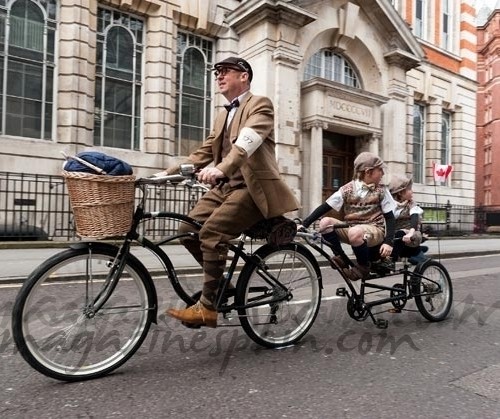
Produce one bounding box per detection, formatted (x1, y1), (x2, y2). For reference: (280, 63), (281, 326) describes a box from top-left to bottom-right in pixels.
(12, 243), (156, 381)
(236, 243), (322, 348)
(413, 259), (453, 321)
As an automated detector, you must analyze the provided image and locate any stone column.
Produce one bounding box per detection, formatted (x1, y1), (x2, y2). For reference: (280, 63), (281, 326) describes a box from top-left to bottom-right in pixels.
(309, 122), (326, 213)
(57, 0), (97, 149)
(383, 50), (420, 176)
(143, 2), (169, 158)
(301, 120), (327, 217)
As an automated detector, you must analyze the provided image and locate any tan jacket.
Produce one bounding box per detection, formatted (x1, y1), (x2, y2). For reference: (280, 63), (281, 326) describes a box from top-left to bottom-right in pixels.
(174, 93), (299, 218)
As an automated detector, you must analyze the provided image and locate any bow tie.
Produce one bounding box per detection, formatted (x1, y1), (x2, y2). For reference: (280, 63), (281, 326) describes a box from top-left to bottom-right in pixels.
(224, 99), (240, 112)
(360, 182), (376, 192)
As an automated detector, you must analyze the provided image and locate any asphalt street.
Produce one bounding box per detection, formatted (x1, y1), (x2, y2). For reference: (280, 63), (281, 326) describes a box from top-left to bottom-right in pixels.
(1, 253), (500, 418)
(1, 235), (500, 282)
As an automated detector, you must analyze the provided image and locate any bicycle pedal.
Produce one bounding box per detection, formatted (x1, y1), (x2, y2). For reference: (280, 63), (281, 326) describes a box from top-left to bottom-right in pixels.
(336, 287), (348, 297)
(222, 311), (234, 320)
(375, 319), (389, 329)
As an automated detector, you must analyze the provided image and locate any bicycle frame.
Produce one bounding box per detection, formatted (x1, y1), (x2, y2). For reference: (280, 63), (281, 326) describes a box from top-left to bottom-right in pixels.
(298, 230), (447, 327)
(81, 178), (308, 323)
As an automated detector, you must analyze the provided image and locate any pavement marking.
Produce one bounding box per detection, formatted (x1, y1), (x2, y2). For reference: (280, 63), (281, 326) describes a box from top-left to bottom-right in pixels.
(0, 283), (22, 289)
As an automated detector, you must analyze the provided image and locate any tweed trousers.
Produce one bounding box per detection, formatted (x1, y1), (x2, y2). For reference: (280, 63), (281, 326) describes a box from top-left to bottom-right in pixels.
(178, 183), (264, 306)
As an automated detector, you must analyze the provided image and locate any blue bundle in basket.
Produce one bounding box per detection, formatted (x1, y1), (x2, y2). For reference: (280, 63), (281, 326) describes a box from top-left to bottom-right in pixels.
(62, 151), (133, 176)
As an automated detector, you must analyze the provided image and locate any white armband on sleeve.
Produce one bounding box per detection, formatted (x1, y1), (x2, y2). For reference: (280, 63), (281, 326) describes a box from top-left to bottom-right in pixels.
(234, 127), (263, 157)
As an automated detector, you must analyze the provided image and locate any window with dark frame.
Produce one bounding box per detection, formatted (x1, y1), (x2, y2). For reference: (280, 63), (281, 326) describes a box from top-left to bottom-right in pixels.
(94, 7), (143, 150)
(413, 103), (425, 183)
(175, 32), (213, 156)
(304, 49), (361, 89)
(0, 0), (56, 140)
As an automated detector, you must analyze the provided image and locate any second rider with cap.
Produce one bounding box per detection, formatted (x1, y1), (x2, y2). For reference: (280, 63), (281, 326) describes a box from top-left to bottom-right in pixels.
(156, 57), (298, 328)
(300, 152), (397, 281)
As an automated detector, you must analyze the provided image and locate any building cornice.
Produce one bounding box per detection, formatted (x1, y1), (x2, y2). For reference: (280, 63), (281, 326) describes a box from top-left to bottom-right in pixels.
(226, 0), (317, 35)
(105, 0), (161, 14)
(384, 49), (422, 71)
(301, 77), (388, 106)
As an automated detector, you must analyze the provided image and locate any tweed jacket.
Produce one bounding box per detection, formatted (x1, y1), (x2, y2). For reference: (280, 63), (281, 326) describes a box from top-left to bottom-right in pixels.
(178, 93), (299, 218)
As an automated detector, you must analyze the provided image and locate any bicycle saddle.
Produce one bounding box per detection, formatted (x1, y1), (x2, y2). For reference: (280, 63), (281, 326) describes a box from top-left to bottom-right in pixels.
(244, 216), (297, 246)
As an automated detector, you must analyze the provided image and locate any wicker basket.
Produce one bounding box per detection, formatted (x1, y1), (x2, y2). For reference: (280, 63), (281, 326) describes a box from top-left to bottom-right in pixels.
(63, 171), (136, 239)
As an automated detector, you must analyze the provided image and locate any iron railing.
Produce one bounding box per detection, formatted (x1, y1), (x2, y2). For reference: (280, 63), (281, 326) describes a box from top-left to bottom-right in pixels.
(1, 171), (500, 240)
(0, 171), (204, 241)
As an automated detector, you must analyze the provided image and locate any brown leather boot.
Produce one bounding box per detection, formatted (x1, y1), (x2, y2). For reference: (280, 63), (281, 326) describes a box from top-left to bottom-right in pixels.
(166, 301), (217, 328)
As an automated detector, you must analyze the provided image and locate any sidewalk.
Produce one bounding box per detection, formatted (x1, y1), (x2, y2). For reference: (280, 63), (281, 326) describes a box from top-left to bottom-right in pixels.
(1, 235), (500, 283)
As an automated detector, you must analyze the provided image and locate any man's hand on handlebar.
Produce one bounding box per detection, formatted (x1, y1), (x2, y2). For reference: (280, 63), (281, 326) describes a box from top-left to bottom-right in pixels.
(197, 167), (225, 186)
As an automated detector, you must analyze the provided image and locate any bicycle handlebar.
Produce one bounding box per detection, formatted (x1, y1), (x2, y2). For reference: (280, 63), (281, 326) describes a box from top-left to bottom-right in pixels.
(135, 174), (189, 186)
(135, 170), (211, 193)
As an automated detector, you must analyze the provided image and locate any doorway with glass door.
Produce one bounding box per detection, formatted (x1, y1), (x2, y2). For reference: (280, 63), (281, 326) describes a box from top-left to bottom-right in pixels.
(322, 132), (355, 202)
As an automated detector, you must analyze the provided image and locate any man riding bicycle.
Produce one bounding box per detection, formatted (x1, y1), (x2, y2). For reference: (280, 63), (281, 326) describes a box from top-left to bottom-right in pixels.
(156, 57), (298, 327)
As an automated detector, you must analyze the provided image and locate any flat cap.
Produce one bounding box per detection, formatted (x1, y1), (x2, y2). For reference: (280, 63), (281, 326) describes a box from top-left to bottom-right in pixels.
(214, 56), (253, 82)
(389, 174), (413, 194)
(354, 152), (386, 172)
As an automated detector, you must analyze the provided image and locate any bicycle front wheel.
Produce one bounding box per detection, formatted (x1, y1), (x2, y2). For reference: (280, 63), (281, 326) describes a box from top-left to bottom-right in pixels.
(236, 243), (322, 348)
(12, 243), (156, 381)
(413, 259), (453, 322)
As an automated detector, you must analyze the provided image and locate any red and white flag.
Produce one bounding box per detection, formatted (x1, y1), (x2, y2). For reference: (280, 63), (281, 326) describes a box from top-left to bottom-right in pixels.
(433, 162), (453, 183)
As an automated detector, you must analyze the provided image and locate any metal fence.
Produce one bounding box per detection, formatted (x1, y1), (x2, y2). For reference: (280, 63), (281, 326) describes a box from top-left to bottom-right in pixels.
(0, 171), (204, 241)
(420, 202), (500, 236)
(2, 171), (500, 241)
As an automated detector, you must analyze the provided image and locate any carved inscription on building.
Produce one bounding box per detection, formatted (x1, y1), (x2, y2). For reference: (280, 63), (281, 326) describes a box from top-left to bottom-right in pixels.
(329, 98), (372, 124)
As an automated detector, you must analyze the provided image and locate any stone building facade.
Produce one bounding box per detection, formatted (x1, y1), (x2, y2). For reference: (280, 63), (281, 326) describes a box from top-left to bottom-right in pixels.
(476, 3), (500, 207)
(0, 0), (477, 219)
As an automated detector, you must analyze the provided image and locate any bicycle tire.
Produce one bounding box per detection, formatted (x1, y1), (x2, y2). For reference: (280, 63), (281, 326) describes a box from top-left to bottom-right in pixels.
(235, 243), (322, 348)
(413, 259), (453, 322)
(12, 243), (156, 381)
